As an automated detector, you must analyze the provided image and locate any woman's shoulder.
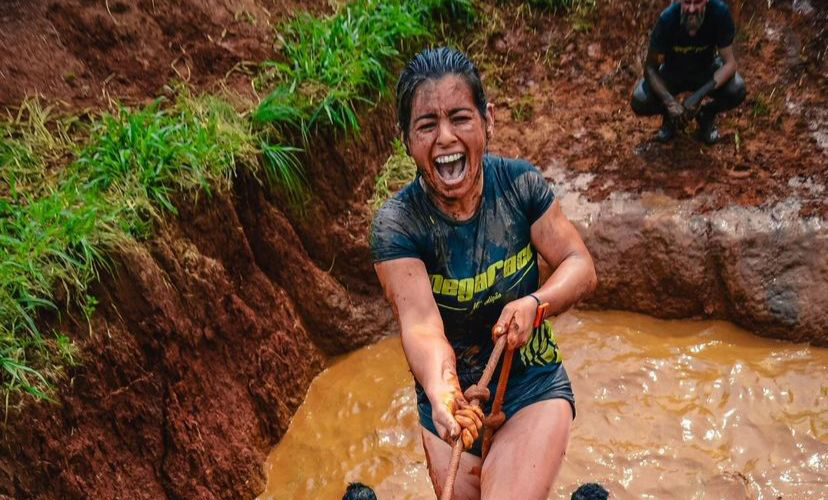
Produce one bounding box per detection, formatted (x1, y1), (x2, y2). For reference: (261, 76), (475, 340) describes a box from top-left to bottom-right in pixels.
(372, 177), (427, 230)
(485, 154), (543, 186)
(485, 154), (536, 176)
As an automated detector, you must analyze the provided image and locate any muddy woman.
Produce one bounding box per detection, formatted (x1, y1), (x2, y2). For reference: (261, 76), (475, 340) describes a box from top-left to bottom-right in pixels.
(370, 47), (597, 499)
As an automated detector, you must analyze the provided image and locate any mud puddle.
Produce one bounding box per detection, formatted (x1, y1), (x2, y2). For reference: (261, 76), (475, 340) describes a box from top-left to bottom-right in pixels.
(257, 310), (828, 500)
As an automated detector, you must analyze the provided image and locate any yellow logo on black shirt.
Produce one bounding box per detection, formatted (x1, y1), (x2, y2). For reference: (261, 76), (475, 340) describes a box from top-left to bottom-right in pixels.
(429, 243), (534, 303)
(673, 45), (710, 54)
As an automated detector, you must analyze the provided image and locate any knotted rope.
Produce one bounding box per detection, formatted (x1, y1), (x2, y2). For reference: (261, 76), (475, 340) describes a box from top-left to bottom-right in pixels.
(438, 333), (510, 500)
(439, 303), (549, 500)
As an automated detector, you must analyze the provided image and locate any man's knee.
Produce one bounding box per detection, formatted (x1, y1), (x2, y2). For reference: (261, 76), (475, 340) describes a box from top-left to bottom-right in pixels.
(631, 79), (661, 116)
(716, 72), (747, 111)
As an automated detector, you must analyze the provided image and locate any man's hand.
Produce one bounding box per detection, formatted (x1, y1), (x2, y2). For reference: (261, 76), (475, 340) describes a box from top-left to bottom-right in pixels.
(492, 295), (539, 350)
(683, 78), (717, 119)
(666, 98), (688, 127)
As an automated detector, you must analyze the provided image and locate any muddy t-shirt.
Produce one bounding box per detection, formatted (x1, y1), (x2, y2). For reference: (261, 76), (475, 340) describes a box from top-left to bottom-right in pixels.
(371, 155), (561, 381)
(650, 0), (735, 75)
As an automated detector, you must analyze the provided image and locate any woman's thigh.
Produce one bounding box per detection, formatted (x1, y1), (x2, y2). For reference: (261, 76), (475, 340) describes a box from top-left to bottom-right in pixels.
(480, 399), (573, 500)
(421, 426), (483, 500)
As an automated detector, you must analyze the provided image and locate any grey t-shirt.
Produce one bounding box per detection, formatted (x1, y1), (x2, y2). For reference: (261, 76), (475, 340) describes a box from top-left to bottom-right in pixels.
(371, 155), (560, 380)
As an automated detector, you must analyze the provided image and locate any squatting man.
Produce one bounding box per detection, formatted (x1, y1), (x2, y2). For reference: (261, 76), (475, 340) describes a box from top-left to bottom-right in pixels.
(631, 0), (747, 144)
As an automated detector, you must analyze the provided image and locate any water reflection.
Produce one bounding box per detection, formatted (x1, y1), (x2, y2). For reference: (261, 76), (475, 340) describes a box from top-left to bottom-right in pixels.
(257, 311), (828, 500)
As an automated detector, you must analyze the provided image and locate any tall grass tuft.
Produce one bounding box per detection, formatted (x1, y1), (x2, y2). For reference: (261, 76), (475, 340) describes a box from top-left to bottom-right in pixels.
(0, 91), (258, 404)
(254, 0), (475, 204)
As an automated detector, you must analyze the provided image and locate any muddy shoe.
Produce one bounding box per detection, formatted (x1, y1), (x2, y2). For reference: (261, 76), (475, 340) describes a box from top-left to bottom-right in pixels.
(696, 110), (719, 145)
(655, 116), (675, 143)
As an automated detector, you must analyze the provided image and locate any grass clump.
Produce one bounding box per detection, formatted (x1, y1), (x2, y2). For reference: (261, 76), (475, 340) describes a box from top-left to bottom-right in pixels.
(369, 138), (417, 212)
(253, 0), (474, 205)
(76, 94), (256, 228)
(0, 91), (258, 404)
(255, 0), (475, 135)
(0, 0), (478, 406)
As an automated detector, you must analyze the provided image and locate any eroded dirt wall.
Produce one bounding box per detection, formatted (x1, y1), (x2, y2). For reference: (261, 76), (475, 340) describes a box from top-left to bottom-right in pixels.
(0, 108), (397, 500)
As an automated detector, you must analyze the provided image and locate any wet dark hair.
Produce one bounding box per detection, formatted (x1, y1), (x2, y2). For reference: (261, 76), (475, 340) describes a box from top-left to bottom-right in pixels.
(342, 482), (377, 500)
(395, 47), (488, 140)
(571, 483), (609, 500)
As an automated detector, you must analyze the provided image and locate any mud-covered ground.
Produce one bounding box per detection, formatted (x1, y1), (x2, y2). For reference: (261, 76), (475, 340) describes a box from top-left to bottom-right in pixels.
(0, 0), (329, 108)
(3, 1), (825, 216)
(482, 0), (827, 217)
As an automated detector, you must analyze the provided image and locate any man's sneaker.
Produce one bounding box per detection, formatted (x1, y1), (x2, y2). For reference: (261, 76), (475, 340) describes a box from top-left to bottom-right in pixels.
(696, 110), (719, 145)
(655, 116), (675, 143)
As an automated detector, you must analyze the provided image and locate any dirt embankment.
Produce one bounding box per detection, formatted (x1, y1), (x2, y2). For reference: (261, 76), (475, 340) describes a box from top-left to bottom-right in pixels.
(0, 96), (397, 499)
(0, 0), (329, 109)
(0, 1), (400, 493)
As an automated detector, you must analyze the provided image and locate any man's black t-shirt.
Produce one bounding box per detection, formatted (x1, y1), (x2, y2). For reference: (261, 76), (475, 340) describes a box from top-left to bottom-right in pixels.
(370, 155), (562, 381)
(650, 0), (735, 74)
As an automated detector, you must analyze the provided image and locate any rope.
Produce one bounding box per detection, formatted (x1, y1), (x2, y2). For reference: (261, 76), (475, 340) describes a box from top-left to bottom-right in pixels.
(439, 302), (549, 500)
(439, 334), (510, 500)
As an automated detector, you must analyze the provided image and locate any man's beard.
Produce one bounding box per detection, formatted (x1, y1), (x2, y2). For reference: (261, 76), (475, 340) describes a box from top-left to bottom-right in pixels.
(681, 8), (706, 35)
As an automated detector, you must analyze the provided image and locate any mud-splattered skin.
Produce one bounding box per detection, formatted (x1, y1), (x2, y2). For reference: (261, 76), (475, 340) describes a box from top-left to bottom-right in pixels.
(405, 75), (493, 221)
(371, 155), (559, 381)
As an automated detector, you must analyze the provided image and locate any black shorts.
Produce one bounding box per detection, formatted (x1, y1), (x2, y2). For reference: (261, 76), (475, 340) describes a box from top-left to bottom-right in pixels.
(417, 362), (576, 457)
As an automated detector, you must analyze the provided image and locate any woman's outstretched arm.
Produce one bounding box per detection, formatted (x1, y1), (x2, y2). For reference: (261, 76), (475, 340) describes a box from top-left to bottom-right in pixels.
(375, 258), (470, 443)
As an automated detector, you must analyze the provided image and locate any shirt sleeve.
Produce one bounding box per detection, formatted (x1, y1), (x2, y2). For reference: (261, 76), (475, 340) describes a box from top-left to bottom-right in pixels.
(716, 4), (736, 48)
(514, 161), (555, 226)
(370, 198), (421, 263)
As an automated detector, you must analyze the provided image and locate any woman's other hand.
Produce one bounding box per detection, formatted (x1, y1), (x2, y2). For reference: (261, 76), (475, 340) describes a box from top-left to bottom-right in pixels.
(431, 388), (484, 449)
(492, 295), (539, 350)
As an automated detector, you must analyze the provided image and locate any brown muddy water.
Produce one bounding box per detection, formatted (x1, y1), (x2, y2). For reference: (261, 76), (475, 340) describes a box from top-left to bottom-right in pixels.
(257, 311), (828, 500)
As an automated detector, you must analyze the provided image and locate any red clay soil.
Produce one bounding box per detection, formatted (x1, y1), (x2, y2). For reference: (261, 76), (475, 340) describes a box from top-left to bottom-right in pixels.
(0, 0), (330, 109)
(0, 1), (826, 499)
(0, 103), (397, 500)
(0, 1), (400, 493)
(484, 0), (827, 218)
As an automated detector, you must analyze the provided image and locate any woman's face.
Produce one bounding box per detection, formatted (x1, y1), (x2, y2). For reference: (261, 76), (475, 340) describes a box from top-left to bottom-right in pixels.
(405, 75), (493, 210)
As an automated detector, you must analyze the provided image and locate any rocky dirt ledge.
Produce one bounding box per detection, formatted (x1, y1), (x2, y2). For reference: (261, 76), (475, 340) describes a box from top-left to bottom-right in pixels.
(546, 165), (828, 346)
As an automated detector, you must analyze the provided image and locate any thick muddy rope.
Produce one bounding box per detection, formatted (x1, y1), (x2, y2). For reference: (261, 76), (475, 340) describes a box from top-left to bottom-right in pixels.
(439, 334), (510, 500)
(440, 303), (549, 500)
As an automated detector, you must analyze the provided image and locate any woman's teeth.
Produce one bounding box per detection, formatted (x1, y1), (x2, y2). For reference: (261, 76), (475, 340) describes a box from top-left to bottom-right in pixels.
(434, 153), (466, 182)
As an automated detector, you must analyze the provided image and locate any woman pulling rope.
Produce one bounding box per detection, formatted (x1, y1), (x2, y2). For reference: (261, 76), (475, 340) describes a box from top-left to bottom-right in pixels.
(371, 47), (597, 499)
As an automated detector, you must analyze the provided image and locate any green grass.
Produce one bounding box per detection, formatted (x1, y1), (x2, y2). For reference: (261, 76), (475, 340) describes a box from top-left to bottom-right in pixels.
(255, 0), (474, 136)
(369, 138), (417, 212)
(0, 91), (259, 405)
(0, 0), (479, 405)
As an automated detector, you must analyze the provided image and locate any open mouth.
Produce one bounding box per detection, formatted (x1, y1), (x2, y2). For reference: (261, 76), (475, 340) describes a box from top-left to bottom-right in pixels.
(434, 152), (467, 186)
